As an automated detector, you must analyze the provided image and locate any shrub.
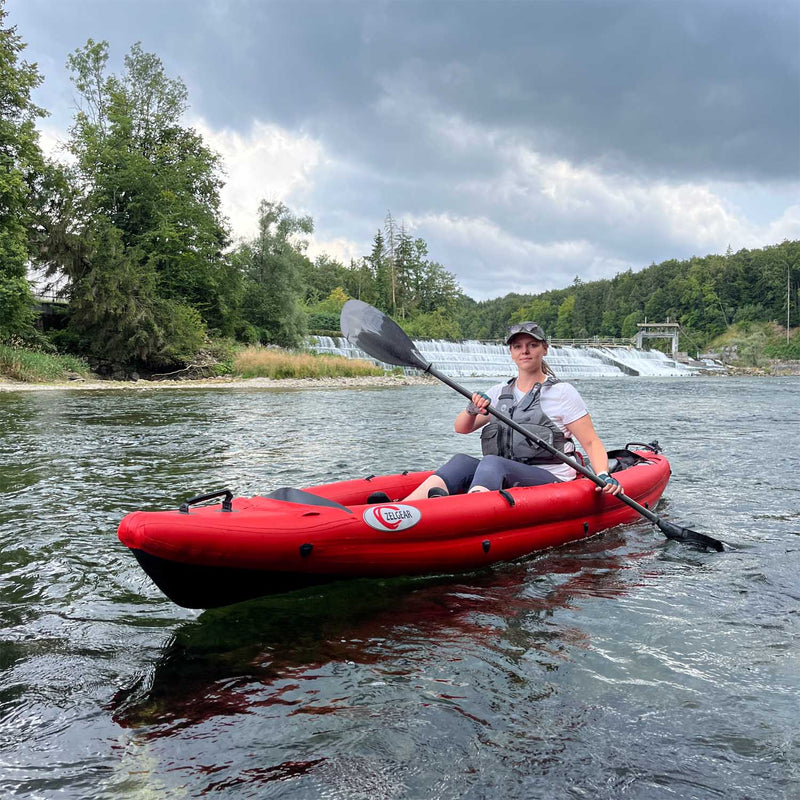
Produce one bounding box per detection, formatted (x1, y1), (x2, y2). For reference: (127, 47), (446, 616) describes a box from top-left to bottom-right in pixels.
(234, 346), (382, 379)
(0, 344), (90, 383)
(764, 335), (800, 360)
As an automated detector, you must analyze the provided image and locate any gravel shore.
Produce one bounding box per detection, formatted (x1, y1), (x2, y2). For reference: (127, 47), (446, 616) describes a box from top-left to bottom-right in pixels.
(0, 374), (438, 393)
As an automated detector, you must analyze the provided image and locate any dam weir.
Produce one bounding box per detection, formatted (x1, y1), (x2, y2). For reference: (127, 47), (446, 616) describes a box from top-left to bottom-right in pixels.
(309, 336), (697, 378)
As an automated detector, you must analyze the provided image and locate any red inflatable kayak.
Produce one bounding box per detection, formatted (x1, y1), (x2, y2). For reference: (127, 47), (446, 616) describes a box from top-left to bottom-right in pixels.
(117, 449), (671, 608)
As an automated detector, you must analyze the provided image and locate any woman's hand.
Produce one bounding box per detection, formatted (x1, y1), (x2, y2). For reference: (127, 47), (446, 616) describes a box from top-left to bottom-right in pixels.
(465, 392), (490, 416)
(595, 472), (623, 495)
(456, 392), (492, 433)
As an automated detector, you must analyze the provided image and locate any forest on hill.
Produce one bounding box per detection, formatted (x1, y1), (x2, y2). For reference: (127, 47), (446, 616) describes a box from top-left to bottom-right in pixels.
(3, 10), (798, 374)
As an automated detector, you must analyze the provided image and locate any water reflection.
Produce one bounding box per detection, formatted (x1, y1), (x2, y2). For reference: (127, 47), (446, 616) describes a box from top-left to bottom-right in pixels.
(111, 531), (642, 737)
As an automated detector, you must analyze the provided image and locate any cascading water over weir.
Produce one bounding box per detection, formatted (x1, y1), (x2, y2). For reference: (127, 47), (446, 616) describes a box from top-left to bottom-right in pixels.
(309, 336), (698, 378)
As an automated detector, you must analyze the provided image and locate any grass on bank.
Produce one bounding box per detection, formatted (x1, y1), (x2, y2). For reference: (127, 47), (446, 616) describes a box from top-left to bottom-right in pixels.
(234, 346), (384, 379)
(0, 341), (384, 383)
(0, 344), (90, 383)
(707, 322), (800, 367)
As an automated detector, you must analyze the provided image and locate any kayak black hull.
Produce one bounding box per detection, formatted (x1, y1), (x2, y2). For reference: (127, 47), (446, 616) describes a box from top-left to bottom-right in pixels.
(131, 549), (341, 609)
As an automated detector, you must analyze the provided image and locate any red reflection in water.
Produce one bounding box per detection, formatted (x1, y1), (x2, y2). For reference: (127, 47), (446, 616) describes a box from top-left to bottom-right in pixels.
(198, 759), (325, 792)
(111, 530), (652, 743)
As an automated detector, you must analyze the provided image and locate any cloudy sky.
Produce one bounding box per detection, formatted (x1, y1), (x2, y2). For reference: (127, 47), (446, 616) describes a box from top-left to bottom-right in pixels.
(8, 0), (800, 300)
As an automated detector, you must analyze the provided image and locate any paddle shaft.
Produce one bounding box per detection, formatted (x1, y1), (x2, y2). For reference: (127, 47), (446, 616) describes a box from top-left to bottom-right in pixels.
(426, 365), (662, 525)
(340, 298), (722, 550)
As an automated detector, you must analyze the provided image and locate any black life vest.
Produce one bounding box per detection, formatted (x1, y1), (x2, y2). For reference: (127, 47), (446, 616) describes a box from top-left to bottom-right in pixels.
(480, 377), (574, 464)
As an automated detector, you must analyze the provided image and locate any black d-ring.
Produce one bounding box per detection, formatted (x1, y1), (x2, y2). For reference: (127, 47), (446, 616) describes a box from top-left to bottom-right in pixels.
(498, 489), (515, 507)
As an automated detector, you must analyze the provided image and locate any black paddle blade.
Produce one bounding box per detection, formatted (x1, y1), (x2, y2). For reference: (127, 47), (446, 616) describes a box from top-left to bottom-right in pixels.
(657, 518), (724, 552)
(340, 299), (430, 370)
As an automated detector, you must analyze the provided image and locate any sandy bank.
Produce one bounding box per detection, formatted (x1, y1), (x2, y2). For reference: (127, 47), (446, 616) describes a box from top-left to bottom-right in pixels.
(0, 374), (438, 393)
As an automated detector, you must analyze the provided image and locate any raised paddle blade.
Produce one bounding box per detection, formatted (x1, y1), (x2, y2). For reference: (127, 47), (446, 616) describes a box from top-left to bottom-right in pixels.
(341, 299), (431, 370)
(657, 518), (725, 552)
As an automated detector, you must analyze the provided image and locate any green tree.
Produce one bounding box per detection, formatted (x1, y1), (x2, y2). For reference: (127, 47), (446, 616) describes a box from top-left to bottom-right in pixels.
(402, 308), (463, 340)
(621, 310), (643, 338)
(41, 39), (237, 365)
(235, 200), (311, 347)
(0, 3), (44, 338)
(306, 286), (349, 331)
(342, 256), (380, 306)
(368, 228), (392, 312)
(555, 295), (576, 339)
(509, 298), (557, 334)
(303, 254), (348, 304)
(644, 287), (670, 321)
(65, 218), (204, 366)
(600, 309), (620, 337)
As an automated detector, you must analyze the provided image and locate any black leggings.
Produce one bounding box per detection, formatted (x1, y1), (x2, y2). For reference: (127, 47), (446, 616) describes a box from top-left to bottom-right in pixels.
(435, 453), (561, 494)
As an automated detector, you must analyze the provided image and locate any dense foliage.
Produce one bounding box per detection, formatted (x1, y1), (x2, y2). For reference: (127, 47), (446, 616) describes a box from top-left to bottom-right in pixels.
(455, 242), (800, 352)
(233, 200), (312, 348)
(300, 213), (464, 338)
(0, 4), (43, 339)
(34, 39), (237, 368)
(1, 13), (798, 375)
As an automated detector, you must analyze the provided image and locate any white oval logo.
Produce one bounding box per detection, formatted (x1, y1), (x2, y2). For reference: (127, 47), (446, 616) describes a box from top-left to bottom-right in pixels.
(363, 504), (422, 532)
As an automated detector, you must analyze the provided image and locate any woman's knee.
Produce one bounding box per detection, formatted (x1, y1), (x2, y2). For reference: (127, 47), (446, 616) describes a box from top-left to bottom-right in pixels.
(471, 455), (507, 491)
(444, 453), (480, 471)
(435, 453), (480, 495)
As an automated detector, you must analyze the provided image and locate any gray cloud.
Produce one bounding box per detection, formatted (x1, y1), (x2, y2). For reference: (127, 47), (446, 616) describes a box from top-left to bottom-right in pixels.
(10, 0), (800, 299)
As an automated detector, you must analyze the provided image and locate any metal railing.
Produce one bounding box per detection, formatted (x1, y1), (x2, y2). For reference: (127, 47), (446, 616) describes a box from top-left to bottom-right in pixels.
(477, 337), (636, 347)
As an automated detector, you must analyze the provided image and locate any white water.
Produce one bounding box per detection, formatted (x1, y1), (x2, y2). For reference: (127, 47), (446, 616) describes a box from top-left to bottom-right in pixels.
(309, 336), (697, 378)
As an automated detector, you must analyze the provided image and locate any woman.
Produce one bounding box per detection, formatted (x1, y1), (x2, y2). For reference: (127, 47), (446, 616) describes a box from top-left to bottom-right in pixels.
(402, 321), (623, 500)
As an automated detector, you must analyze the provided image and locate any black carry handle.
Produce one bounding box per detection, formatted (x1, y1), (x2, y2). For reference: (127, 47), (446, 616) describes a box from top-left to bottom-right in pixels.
(625, 441), (662, 454)
(179, 489), (234, 514)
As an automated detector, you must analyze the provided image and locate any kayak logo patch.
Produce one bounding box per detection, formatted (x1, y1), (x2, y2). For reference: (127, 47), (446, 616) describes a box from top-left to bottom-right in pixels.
(363, 504), (422, 532)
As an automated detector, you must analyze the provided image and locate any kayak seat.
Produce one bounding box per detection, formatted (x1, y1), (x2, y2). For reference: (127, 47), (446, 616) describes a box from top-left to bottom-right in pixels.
(267, 486), (353, 513)
(367, 491), (391, 504)
(606, 448), (649, 474)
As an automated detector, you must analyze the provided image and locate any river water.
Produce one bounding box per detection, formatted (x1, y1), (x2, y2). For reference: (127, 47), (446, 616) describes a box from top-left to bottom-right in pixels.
(0, 377), (798, 799)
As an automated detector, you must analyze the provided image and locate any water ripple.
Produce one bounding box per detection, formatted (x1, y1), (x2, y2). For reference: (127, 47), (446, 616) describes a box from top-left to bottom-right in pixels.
(0, 378), (798, 798)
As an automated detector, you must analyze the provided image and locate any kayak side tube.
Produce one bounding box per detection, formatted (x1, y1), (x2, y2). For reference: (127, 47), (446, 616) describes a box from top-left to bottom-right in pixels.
(117, 452), (671, 609)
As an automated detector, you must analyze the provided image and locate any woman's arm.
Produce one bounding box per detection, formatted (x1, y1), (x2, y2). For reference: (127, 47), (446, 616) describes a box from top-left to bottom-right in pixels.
(454, 392), (492, 434)
(565, 414), (622, 495)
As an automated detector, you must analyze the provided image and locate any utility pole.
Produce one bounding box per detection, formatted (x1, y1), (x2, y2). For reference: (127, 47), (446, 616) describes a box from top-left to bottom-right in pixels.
(788, 263), (791, 344)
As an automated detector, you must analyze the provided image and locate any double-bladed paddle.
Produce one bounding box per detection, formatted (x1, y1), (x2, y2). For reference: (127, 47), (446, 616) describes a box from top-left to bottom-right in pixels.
(341, 298), (724, 552)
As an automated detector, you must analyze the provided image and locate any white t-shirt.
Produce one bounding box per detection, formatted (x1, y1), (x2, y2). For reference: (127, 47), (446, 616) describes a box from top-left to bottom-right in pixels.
(484, 378), (588, 481)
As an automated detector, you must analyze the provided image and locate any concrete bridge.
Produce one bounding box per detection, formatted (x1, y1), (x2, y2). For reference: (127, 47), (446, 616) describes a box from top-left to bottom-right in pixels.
(634, 322), (680, 358)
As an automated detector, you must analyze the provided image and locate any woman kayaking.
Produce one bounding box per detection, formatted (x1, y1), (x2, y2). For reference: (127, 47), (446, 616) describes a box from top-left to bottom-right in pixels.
(400, 321), (624, 501)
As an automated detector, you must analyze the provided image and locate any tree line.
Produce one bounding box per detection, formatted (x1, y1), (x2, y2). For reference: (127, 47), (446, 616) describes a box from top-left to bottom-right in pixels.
(455, 241), (800, 349)
(2, 10), (798, 372)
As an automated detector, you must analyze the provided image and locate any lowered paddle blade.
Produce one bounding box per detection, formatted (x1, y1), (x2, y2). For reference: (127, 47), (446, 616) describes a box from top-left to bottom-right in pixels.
(341, 299), (430, 370)
(657, 518), (725, 552)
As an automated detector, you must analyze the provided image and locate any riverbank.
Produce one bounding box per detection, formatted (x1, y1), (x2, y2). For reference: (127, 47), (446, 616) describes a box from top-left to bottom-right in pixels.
(725, 360), (800, 376)
(0, 373), (438, 392)
(3, 362), (800, 391)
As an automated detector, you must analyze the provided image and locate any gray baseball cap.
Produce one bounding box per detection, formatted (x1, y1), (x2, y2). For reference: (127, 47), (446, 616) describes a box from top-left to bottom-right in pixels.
(505, 321), (548, 344)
